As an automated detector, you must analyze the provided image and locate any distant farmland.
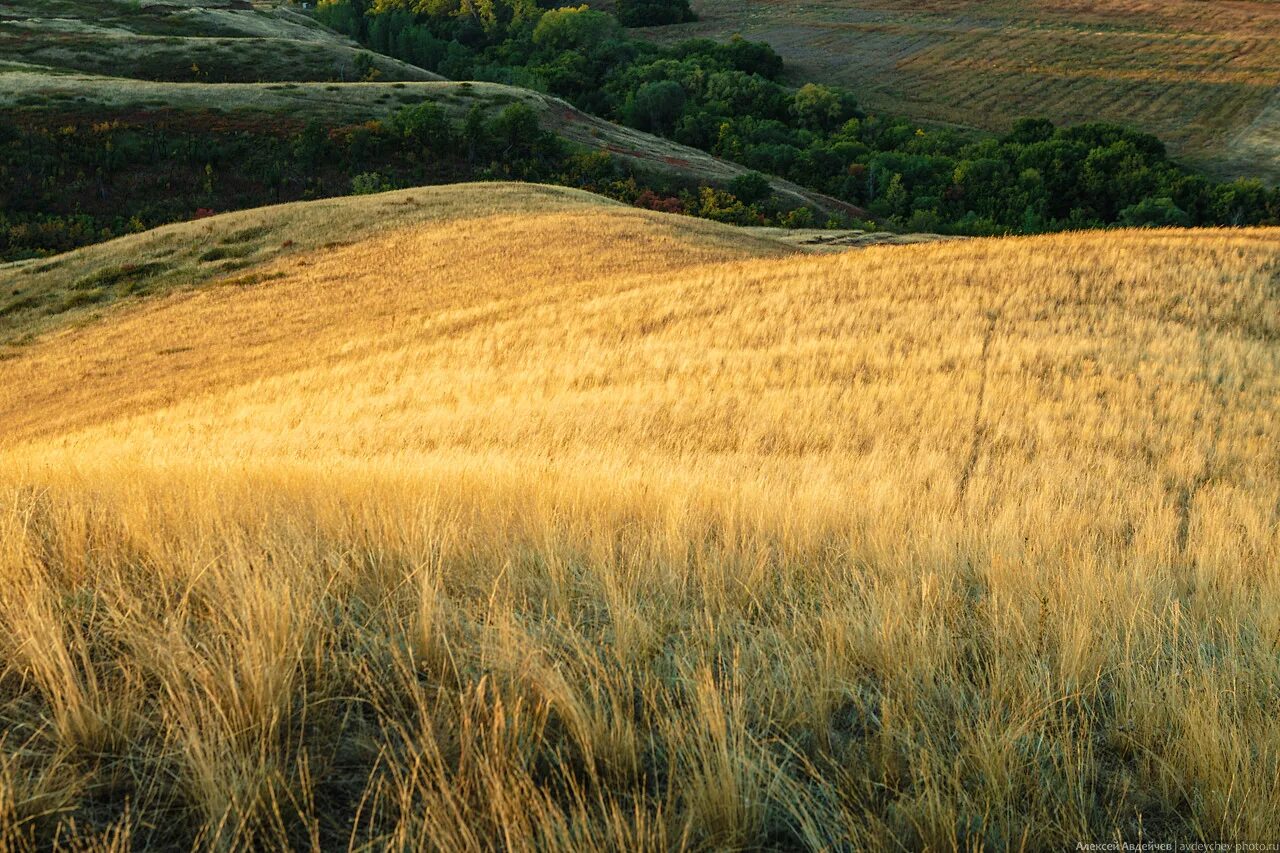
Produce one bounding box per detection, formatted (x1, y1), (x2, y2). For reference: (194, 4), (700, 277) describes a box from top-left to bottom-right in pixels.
(638, 0), (1280, 183)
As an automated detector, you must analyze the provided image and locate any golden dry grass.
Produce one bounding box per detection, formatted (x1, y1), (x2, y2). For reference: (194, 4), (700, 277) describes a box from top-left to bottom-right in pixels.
(0, 184), (633, 349)
(0, 183), (1278, 849)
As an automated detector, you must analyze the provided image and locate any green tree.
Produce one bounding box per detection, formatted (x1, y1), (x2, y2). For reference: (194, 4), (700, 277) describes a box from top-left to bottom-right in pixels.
(704, 71), (789, 121)
(792, 83), (851, 133)
(718, 36), (783, 80)
(728, 171), (771, 205)
(1210, 178), (1272, 226)
(1118, 197), (1190, 228)
(350, 171), (394, 194)
(489, 102), (547, 160)
(1081, 140), (1156, 220)
(463, 104), (487, 162)
(315, 0), (366, 37)
(616, 0), (695, 27)
(624, 80), (686, 134)
(880, 172), (909, 220)
(392, 102), (454, 149)
(1003, 117), (1056, 145)
(532, 6), (621, 53)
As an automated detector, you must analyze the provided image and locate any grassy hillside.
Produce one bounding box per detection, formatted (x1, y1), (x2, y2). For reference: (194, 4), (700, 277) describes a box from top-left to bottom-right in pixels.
(0, 68), (860, 222)
(1, 184), (1277, 848)
(0, 184), (620, 346)
(0, 0), (441, 82)
(0, 181), (916, 351)
(637, 0), (1280, 183)
(0, 183), (808, 348)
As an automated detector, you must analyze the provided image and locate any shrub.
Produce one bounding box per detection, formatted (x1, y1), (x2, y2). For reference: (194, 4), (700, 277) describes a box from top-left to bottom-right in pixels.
(1118, 197), (1191, 228)
(532, 6), (622, 53)
(616, 0), (696, 27)
(353, 51), (379, 81)
(624, 80), (687, 135)
(634, 189), (684, 214)
(779, 206), (815, 228)
(392, 103), (454, 149)
(697, 186), (756, 225)
(73, 262), (167, 290)
(728, 171), (772, 206)
(350, 172), (394, 195)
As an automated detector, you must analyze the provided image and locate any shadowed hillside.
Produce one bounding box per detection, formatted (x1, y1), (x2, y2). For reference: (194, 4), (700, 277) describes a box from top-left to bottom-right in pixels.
(0, 0), (441, 82)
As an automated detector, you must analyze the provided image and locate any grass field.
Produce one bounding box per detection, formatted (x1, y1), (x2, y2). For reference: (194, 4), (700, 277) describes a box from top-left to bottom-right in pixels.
(0, 185), (636, 349)
(637, 0), (1280, 183)
(0, 0), (439, 83)
(0, 184), (1277, 848)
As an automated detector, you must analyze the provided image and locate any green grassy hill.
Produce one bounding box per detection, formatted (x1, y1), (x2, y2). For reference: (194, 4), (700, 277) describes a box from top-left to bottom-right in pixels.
(0, 0), (441, 82)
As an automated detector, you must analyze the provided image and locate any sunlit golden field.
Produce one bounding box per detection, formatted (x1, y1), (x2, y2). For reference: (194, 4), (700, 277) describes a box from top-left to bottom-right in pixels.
(0, 184), (1278, 849)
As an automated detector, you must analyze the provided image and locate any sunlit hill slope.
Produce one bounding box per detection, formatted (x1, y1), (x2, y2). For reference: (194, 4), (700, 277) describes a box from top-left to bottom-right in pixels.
(0, 184), (1278, 848)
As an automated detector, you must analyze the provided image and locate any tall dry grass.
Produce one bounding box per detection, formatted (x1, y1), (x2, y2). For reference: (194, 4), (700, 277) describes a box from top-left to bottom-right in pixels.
(0, 187), (1277, 849)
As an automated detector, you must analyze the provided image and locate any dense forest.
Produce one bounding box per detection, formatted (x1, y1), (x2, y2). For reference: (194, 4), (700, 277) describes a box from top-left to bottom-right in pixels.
(318, 0), (1280, 235)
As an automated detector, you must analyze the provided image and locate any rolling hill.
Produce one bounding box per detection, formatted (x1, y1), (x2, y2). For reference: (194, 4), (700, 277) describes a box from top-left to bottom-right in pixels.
(0, 68), (861, 223)
(1, 183), (1277, 848)
(0, 0), (864, 260)
(0, 0), (442, 82)
(637, 0), (1280, 183)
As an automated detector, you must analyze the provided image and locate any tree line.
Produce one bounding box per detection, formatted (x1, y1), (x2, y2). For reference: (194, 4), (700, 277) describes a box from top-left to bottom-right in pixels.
(315, 0), (1279, 234)
(0, 94), (817, 262)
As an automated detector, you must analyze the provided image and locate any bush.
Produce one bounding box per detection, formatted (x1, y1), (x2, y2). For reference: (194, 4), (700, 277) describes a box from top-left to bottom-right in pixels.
(392, 103), (454, 149)
(728, 171), (771, 206)
(696, 186), (757, 225)
(624, 80), (686, 134)
(352, 51), (379, 82)
(350, 172), (394, 195)
(635, 189), (684, 214)
(1118, 197), (1191, 228)
(793, 83), (857, 133)
(616, 0), (696, 27)
(533, 6), (622, 52)
(779, 206), (815, 228)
